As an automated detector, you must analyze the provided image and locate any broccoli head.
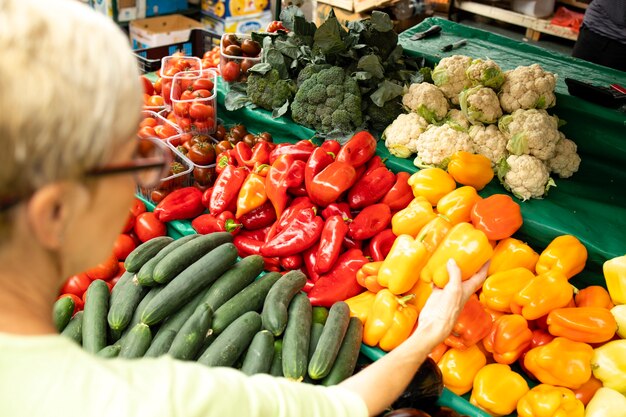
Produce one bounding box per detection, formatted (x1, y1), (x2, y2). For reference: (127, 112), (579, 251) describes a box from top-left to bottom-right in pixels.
(246, 69), (296, 111)
(366, 97), (403, 131)
(296, 63), (332, 86)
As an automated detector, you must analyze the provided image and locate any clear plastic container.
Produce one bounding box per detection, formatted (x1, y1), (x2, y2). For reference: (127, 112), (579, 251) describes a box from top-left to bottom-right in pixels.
(170, 69), (218, 135)
(139, 110), (182, 141)
(219, 33), (261, 87)
(166, 134), (217, 189)
(158, 55), (203, 106)
(137, 139), (193, 202)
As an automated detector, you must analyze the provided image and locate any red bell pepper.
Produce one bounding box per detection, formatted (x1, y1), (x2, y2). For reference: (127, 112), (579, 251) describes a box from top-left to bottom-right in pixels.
(348, 203), (392, 241)
(381, 172), (413, 211)
(368, 229), (396, 262)
(321, 140), (341, 155)
(280, 254), (303, 271)
(308, 249), (368, 307)
(239, 201), (276, 230)
(315, 215), (349, 274)
(216, 150), (235, 174)
(191, 211), (241, 235)
(287, 184), (308, 197)
(445, 294), (493, 350)
(363, 155), (386, 177)
(261, 207), (323, 257)
(303, 279), (315, 293)
(233, 142), (253, 167)
(303, 242), (321, 282)
(233, 235), (263, 257)
(305, 147), (335, 198)
(238, 227), (270, 241)
(264, 256), (281, 272)
(269, 140), (315, 164)
(250, 141), (272, 166)
(321, 202), (352, 221)
(265, 196), (316, 243)
(336, 131), (377, 168)
(308, 161), (357, 207)
(347, 166), (395, 209)
(266, 155), (305, 219)
(254, 163), (271, 177)
(209, 165), (247, 216)
(154, 187), (205, 222)
(343, 234), (363, 251)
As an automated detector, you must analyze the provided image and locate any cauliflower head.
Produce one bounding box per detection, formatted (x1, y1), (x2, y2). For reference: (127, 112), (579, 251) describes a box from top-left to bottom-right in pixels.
(498, 154), (555, 200)
(444, 109), (471, 132)
(414, 124), (474, 168)
(469, 124), (508, 167)
(466, 59), (505, 90)
(499, 109), (560, 161)
(459, 85), (503, 125)
(383, 113), (430, 158)
(432, 55), (472, 105)
(498, 64), (557, 113)
(547, 133), (581, 178)
(402, 82), (449, 124)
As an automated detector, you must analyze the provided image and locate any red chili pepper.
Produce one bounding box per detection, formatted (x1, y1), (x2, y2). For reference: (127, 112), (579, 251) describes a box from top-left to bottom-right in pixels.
(347, 166), (395, 209)
(239, 201), (276, 230)
(336, 131), (377, 168)
(343, 234), (363, 251)
(250, 141), (272, 166)
(266, 155), (305, 219)
(309, 161), (357, 207)
(288, 184), (308, 197)
(265, 197), (315, 243)
(381, 172), (413, 211)
(280, 254), (303, 271)
(305, 147), (335, 198)
(154, 187), (205, 222)
(303, 242), (321, 282)
(264, 256), (281, 272)
(315, 215), (349, 274)
(216, 150), (235, 174)
(233, 142), (254, 167)
(321, 139), (341, 155)
(368, 229), (396, 262)
(321, 202), (352, 221)
(217, 211), (241, 235)
(261, 207), (323, 257)
(348, 203), (392, 241)
(210, 165), (247, 216)
(238, 226), (270, 241)
(269, 140), (315, 164)
(308, 249), (368, 307)
(192, 211), (241, 235)
(233, 235), (263, 257)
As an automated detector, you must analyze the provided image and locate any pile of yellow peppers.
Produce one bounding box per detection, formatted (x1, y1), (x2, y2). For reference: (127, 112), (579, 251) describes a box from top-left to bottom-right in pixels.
(344, 168), (626, 417)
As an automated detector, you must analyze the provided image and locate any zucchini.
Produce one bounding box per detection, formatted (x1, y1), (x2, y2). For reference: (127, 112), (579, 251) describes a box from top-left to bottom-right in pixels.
(61, 311), (83, 344)
(321, 317), (364, 386)
(107, 271), (149, 331)
(97, 344), (121, 358)
(308, 301), (351, 380)
(124, 236), (173, 273)
(211, 272), (282, 335)
(119, 322), (152, 358)
(281, 293), (312, 380)
(136, 234), (199, 286)
(119, 286), (164, 341)
(152, 232), (233, 284)
(269, 339), (284, 377)
(197, 311), (262, 367)
(261, 270), (307, 336)
(82, 280), (110, 353)
(53, 296), (75, 332)
(203, 255), (264, 311)
(240, 330), (275, 375)
(168, 303), (213, 361)
(308, 322), (325, 361)
(144, 329), (177, 358)
(141, 243), (238, 326)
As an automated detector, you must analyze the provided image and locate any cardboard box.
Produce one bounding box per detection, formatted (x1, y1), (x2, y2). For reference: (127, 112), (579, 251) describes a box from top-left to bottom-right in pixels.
(130, 14), (203, 49)
(201, 10), (272, 34)
(316, 3), (367, 26)
(317, 0), (397, 14)
(146, 0), (189, 16)
(91, 0), (189, 22)
(201, 0), (270, 19)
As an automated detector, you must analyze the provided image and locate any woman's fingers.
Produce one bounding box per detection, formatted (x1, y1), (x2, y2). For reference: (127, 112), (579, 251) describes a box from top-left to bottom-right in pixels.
(462, 261), (489, 300)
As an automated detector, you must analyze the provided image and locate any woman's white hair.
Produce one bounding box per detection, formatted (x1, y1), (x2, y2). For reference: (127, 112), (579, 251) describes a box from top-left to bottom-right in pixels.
(0, 0), (142, 208)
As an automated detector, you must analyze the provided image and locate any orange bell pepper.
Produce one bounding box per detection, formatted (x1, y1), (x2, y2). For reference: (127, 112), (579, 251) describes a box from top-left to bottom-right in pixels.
(416, 215), (452, 254)
(517, 384), (585, 417)
(355, 261), (386, 293)
(470, 363), (530, 417)
(378, 235), (429, 294)
(445, 294), (492, 350)
(428, 342), (449, 363)
(408, 168), (457, 206)
(575, 286), (614, 309)
(345, 290), (376, 325)
(236, 172), (268, 218)
(470, 194), (523, 241)
(535, 235), (588, 279)
(447, 151), (494, 191)
(421, 222), (493, 288)
(436, 186), (482, 225)
(438, 344), (487, 395)
(523, 337), (594, 389)
(603, 255), (626, 305)
(483, 314), (532, 365)
(511, 270), (574, 320)
(391, 196), (437, 237)
(572, 375), (603, 406)
(363, 289), (418, 351)
(547, 307), (617, 343)
(480, 267), (535, 313)
(488, 238), (539, 275)
(402, 278), (433, 314)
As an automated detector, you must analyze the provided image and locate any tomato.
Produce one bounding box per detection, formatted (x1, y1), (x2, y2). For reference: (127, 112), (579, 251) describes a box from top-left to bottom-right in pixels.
(60, 273), (91, 298)
(130, 198), (147, 217)
(140, 117), (157, 128)
(193, 78), (214, 92)
(121, 212), (135, 234)
(138, 125), (156, 139)
(57, 293), (84, 314)
(115, 262), (126, 277)
(192, 120), (212, 132)
(177, 117), (192, 132)
(240, 59), (255, 74)
(173, 101), (190, 117)
(113, 234), (137, 261)
(150, 189), (169, 203)
(221, 61), (240, 83)
(229, 124), (248, 140)
(153, 77), (162, 94)
(267, 20), (288, 33)
(192, 89), (212, 99)
(139, 75), (154, 96)
(146, 95), (165, 107)
(241, 39), (261, 57)
(188, 141), (216, 165)
(85, 254), (119, 280)
(180, 90), (196, 101)
(108, 275), (121, 288)
(134, 212), (167, 242)
(215, 124), (226, 141)
(167, 112), (177, 124)
(215, 140), (233, 155)
(162, 82), (172, 105)
(189, 103), (213, 120)
(193, 166), (216, 185)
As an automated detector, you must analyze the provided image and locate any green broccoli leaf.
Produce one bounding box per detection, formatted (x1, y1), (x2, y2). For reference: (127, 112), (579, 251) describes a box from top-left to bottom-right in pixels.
(224, 84), (251, 111)
(313, 16), (346, 55)
(249, 63), (272, 75)
(370, 11), (394, 32)
(272, 99), (290, 118)
(266, 49), (288, 79)
(370, 80), (404, 107)
(275, 39), (299, 60)
(280, 5), (304, 31)
(357, 55), (384, 79)
(293, 15), (317, 38)
(353, 71), (373, 81)
(346, 19), (366, 34)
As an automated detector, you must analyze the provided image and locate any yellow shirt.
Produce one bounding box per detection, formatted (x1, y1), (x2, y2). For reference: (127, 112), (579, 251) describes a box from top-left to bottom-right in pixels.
(0, 333), (368, 417)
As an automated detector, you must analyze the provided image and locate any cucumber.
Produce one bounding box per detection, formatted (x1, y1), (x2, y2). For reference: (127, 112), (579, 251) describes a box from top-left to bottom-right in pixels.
(82, 280), (110, 353)
(197, 311), (262, 367)
(144, 329), (177, 357)
(196, 333), (217, 359)
(107, 271), (149, 331)
(152, 232), (233, 284)
(269, 339), (284, 377)
(281, 293), (312, 380)
(124, 236), (173, 273)
(240, 330), (275, 375)
(203, 255), (264, 311)
(308, 322), (325, 361)
(53, 296), (75, 332)
(61, 311), (83, 344)
(321, 317), (364, 386)
(261, 270), (307, 336)
(211, 272), (282, 335)
(108, 271), (135, 307)
(312, 307), (329, 325)
(119, 286), (164, 341)
(168, 303), (213, 361)
(136, 234), (199, 286)
(119, 322), (152, 358)
(308, 301), (351, 380)
(141, 243), (238, 326)
(97, 344), (121, 358)
(109, 327), (123, 344)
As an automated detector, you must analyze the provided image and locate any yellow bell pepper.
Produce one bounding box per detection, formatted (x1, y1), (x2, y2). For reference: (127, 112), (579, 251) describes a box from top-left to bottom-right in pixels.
(378, 235), (429, 294)
(523, 337), (594, 389)
(408, 168), (457, 206)
(604, 255), (626, 305)
(611, 304), (626, 339)
(402, 278), (432, 314)
(355, 261), (386, 293)
(470, 363), (529, 417)
(436, 186), (482, 225)
(585, 387), (626, 417)
(480, 267), (535, 313)
(517, 384), (584, 417)
(416, 215), (452, 254)
(488, 238), (540, 275)
(511, 270), (573, 320)
(421, 222), (493, 288)
(345, 291), (376, 325)
(437, 344), (487, 396)
(363, 289), (418, 351)
(591, 339), (626, 394)
(535, 235), (588, 280)
(483, 314), (532, 365)
(447, 151), (494, 191)
(391, 196), (437, 237)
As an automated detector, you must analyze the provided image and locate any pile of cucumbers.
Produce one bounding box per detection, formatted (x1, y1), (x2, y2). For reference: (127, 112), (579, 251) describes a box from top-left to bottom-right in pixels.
(55, 232), (363, 385)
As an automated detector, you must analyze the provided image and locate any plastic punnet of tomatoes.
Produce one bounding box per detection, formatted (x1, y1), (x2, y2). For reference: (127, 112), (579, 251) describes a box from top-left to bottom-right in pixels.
(170, 69), (218, 135)
(166, 133), (217, 190)
(219, 33), (261, 87)
(139, 110), (181, 141)
(159, 54), (202, 106)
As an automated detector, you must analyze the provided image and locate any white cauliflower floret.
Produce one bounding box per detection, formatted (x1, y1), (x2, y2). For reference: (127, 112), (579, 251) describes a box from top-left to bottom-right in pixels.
(469, 124), (508, 167)
(497, 154), (555, 200)
(444, 109), (471, 132)
(498, 64), (557, 113)
(466, 59), (505, 90)
(402, 82), (449, 124)
(499, 109), (560, 161)
(547, 132), (581, 178)
(432, 55), (472, 105)
(413, 124), (474, 168)
(383, 113), (430, 158)
(459, 85), (503, 124)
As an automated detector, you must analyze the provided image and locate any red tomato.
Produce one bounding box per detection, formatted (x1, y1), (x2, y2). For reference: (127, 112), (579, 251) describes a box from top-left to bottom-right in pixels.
(130, 198), (147, 217)
(189, 103), (213, 120)
(193, 78), (214, 92)
(105, 281), (114, 292)
(60, 273), (91, 298)
(115, 262), (126, 278)
(150, 189), (169, 203)
(180, 90), (196, 101)
(173, 101), (190, 117)
(134, 212), (167, 242)
(177, 117), (192, 132)
(85, 254), (119, 280)
(121, 213), (135, 234)
(221, 61), (240, 82)
(57, 293), (84, 314)
(162, 83), (172, 104)
(147, 95), (165, 107)
(192, 121), (210, 132)
(108, 275), (122, 288)
(138, 125), (156, 139)
(113, 234), (137, 261)
(140, 76), (154, 96)
(140, 117), (158, 128)
(153, 77), (162, 94)
(192, 89), (212, 99)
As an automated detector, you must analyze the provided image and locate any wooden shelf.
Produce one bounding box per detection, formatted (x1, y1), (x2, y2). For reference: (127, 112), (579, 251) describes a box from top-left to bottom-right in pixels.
(557, 0), (589, 10)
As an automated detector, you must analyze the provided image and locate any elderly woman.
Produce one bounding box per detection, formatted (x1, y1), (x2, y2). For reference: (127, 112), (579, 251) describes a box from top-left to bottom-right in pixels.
(0, 1), (486, 416)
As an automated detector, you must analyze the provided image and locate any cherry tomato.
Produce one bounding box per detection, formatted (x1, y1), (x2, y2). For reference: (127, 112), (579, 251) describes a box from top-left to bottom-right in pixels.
(215, 124), (226, 141)
(57, 293), (84, 314)
(60, 273), (91, 298)
(173, 101), (190, 117)
(192, 120), (212, 132)
(222, 34), (240, 48)
(138, 125), (156, 139)
(193, 78), (214, 92)
(193, 166), (216, 185)
(113, 234), (137, 261)
(177, 117), (192, 132)
(192, 89), (212, 99)
(140, 75), (154, 96)
(180, 90), (196, 101)
(150, 189), (169, 203)
(140, 117), (158, 128)
(130, 198), (147, 217)
(189, 103), (213, 120)
(134, 212), (167, 242)
(188, 141), (216, 165)
(85, 254), (119, 280)
(221, 61), (240, 83)
(146, 95), (165, 107)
